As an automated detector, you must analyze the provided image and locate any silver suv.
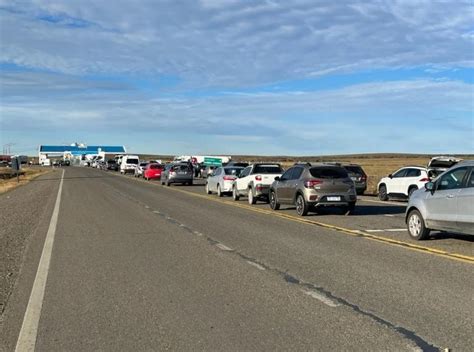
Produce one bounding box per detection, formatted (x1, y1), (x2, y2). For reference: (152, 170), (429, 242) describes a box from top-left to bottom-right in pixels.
(406, 161), (474, 240)
(161, 163), (194, 186)
(269, 163), (357, 216)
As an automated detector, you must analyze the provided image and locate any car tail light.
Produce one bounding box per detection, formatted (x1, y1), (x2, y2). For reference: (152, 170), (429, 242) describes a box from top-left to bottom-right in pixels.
(419, 178), (430, 182)
(361, 175), (367, 181)
(223, 176), (236, 181)
(255, 175), (262, 181)
(304, 179), (323, 188)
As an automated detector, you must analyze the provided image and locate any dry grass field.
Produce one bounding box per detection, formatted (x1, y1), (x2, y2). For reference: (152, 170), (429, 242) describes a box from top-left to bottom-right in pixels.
(0, 168), (50, 194)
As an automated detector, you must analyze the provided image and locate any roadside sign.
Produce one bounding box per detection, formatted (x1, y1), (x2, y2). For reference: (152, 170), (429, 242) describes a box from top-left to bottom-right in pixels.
(11, 156), (21, 183)
(203, 157), (222, 166)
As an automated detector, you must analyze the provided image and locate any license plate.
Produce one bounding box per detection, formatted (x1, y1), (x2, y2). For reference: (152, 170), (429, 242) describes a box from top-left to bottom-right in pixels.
(327, 196), (341, 201)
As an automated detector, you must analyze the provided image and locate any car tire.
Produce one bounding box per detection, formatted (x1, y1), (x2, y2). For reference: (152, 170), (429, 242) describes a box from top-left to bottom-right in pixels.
(217, 185), (223, 197)
(248, 188), (257, 205)
(407, 209), (430, 240)
(205, 183), (212, 194)
(408, 186), (418, 199)
(378, 184), (388, 201)
(269, 190), (280, 210)
(295, 194), (309, 216)
(233, 187), (240, 201)
(189, 180), (193, 186)
(166, 180), (170, 187)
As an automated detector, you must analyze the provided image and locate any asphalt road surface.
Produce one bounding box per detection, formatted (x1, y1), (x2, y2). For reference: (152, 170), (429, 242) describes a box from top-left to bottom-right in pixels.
(1, 166), (473, 351)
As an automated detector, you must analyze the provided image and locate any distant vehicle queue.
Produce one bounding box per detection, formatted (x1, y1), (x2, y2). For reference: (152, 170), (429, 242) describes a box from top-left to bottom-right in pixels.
(79, 154), (473, 240)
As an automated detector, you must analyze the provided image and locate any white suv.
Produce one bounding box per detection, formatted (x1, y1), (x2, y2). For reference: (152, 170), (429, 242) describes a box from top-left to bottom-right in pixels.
(378, 166), (430, 201)
(232, 163), (284, 204)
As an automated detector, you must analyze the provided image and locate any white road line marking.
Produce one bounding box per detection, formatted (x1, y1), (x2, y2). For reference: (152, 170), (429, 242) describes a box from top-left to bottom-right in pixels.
(153, 210), (161, 214)
(144, 205), (150, 209)
(215, 243), (233, 251)
(15, 169), (65, 352)
(246, 261), (266, 271)
(365, 228), (406, 233)
(303, 290), (340, 307)
(193, 231), (203, 237)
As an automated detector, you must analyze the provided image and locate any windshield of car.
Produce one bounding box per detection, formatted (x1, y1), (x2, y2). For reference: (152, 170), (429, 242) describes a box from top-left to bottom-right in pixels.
(343, 166), (364, 176)
(428, 159), (459, 169)
(224, 167), (243, 176)
(309, 167), (348, 179)
(107, 160), (116, 164)
(253, 165), (283, 174)
(150, 164), (163, 169)
(172, 164), (192, 172)
(140, 162), (148, 167)
(126, 158), (139, 165)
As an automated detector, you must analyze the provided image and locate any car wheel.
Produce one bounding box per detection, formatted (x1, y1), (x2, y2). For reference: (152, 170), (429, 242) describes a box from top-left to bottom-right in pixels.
(166, 180), (170, 187)
(189, 180), (193, 186)
(378, 184), (388, 201)
(269, 190), (280, 210)
(217, 184), (223, 197)
(295, 194), (309, 216)
(407, 209), (430, 240)
(248, 188), (256, 205)
(233, 187), (240, 201)
(408, 186), (418, 199)
(205, 183), (212, 194)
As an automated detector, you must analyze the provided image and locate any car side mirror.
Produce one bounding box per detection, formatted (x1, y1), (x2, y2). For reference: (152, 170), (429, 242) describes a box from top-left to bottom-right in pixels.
(274, 176), (280, 181)
(388, 174), (393, 179)
(425, 182), (434, 192)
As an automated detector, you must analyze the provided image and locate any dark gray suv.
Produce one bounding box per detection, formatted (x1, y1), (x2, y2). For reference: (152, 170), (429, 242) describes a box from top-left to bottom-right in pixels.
(269, 163), (357, 216)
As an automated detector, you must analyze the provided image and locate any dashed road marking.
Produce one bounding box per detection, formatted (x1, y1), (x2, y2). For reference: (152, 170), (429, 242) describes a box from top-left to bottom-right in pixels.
(215, 243), (233, 251)
(303, 290), (340, 307)
(246, 261), (266, 271)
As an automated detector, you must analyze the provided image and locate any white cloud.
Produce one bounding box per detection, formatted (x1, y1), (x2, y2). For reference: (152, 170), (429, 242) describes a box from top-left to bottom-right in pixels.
(1, 70), (472, 154)
(0, 0), (472, 87)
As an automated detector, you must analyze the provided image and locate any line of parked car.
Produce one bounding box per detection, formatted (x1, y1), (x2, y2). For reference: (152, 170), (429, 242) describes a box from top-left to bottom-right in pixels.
(88, 154), (473, 240)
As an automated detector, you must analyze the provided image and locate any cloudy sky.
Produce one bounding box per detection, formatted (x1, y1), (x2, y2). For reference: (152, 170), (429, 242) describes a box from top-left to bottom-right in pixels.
(0, 0), (473, 156)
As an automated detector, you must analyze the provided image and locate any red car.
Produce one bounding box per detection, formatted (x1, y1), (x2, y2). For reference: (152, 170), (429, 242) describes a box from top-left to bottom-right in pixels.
(143, 163), (164, 180)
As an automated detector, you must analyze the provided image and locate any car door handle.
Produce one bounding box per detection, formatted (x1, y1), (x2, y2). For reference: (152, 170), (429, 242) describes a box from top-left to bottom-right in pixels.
(446, 194), (455, 198)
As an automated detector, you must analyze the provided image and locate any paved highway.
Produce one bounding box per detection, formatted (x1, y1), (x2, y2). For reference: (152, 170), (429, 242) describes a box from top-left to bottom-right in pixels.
(1, 166), (473, 351)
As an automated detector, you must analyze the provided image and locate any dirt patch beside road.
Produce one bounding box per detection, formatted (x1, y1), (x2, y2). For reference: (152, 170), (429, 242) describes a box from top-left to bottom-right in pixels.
(0, 168), (51, 194)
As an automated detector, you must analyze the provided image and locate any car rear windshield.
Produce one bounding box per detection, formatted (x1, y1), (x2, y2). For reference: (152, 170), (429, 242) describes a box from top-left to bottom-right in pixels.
(344, 166), (364, 176)
(140, 162), (148, 166)
(127, 159), (139, 164)
(150, 164), (163, 169)
(429, 160), (459, 168)
(253, 165), (283, 174)
(224, 167), (243, 176)
(107, 160), (116, 164)
(173, 164), (191, 172)
(309, 167), (348, 179)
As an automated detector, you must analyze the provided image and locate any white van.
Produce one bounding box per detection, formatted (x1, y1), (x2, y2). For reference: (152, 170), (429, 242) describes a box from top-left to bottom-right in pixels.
(120, 155), (139, 174)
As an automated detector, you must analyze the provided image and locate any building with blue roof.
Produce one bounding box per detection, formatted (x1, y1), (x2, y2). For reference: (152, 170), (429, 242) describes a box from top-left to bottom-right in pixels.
(38, 143), (126, 164)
